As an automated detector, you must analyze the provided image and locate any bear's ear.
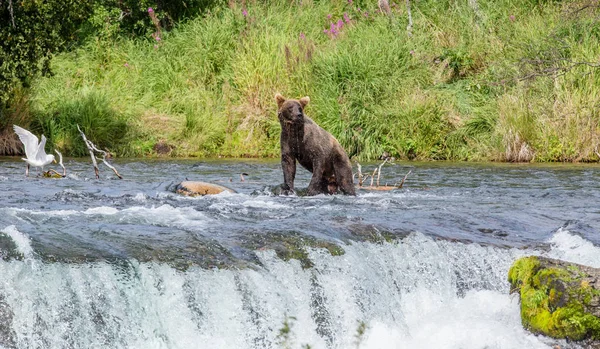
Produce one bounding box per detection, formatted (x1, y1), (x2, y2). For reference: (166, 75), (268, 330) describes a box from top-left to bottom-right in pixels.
(299, 96), (310, 108)
(275, 93), (286, 109)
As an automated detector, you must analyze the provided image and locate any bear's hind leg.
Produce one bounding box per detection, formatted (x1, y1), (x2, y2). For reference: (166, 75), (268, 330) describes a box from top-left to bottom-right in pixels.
(307, 165), (329, 196)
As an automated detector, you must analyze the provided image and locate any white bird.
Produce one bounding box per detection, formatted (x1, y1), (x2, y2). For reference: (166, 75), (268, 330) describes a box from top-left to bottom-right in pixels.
(13, 125), (56, 177)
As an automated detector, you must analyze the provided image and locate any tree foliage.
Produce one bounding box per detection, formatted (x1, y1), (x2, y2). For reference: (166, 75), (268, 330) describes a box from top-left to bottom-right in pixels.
(0, 0), (91, 106)
(0, 0), (223, 108)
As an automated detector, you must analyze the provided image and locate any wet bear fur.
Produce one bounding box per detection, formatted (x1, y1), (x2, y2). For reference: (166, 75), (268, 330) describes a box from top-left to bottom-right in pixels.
(275, 93), (356, 196)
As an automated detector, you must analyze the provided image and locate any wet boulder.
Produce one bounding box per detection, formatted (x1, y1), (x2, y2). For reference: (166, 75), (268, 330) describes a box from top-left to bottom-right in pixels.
(508, 256), (600, 341)
(175, 181), (236, 196)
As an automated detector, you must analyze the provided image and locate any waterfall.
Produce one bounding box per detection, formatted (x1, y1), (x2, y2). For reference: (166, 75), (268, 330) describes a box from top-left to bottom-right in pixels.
(2, 228), (596, 349)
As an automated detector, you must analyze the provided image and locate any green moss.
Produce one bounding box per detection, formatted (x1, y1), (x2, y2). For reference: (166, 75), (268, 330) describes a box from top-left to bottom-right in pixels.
(509, 256), (600, 341)
(508, 256), (541, 293)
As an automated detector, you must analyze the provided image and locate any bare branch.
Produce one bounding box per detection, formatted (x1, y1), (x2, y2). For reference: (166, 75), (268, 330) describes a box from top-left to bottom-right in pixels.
(77, 125), (100, 179)
(370, 168), (378, 187)
(355, 160), (364, 186)
(395, 170), (412, 188)
(54, 149), (66, 177)
(376, 158), (388, 187)
(77, 124), (122, 179)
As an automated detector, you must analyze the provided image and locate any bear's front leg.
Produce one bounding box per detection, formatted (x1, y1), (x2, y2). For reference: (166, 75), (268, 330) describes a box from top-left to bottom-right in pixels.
(280, 152), (297, 195)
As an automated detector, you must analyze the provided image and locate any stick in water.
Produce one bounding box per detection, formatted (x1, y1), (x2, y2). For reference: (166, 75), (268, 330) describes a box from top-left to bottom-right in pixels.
(396, 170), (412, 188)
(55, 149), (66, 177)
(77, 125), (122, 179)
(355, 160), (364, 187)
(376, 158), (388, 187)
(370, 167), (378, 187)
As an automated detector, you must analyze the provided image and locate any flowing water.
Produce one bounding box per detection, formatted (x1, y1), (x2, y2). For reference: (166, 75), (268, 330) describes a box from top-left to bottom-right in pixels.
(0, 158), (599, 349)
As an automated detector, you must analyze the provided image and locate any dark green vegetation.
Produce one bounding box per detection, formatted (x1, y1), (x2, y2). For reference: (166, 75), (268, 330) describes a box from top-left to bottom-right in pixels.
(2, 0), (600, 160)
(508, 256), (600, 341)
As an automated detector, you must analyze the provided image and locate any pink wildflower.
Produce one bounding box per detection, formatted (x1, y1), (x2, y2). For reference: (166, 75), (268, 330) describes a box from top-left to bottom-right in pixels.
(330, 22), (338, 37)
(148, 7), (154, 13)
(343, 12), (351, 23)
(327, 14), (332, 20)
(509, 15), (516, 22)
(242, 8), (248, 17)
(300, 32), (306, 40)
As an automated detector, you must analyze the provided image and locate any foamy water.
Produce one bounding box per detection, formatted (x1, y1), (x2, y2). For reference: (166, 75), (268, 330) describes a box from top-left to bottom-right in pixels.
(0, 226), (33, 258)
(0, 228), (597, 348)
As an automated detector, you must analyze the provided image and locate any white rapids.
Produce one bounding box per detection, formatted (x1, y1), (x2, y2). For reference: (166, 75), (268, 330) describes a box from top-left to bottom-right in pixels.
(0, 227), (597, 349)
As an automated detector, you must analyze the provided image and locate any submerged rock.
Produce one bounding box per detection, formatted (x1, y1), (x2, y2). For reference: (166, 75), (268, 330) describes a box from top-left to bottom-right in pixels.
(175, 181), (236, 196)
(238, 231), (345, 269)
(508, 256), (600, 342)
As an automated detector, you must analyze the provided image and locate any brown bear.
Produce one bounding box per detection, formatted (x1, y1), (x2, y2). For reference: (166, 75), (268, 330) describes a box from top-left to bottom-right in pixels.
(275, 93), (355, 196)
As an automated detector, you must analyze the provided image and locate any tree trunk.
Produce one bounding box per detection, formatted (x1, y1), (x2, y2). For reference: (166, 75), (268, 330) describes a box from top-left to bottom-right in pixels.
(508, 256), (600, 341)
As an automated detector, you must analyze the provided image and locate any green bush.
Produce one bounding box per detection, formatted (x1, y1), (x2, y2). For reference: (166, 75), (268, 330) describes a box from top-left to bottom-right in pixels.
(31, 91), (132, 156)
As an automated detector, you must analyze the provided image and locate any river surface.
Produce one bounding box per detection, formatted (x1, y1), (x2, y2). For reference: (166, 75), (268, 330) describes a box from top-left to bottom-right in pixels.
(0, 158), (599, 349)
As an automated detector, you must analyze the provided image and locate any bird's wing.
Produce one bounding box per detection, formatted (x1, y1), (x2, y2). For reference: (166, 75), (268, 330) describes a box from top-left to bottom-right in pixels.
(35, 135), (49, 163)
(13, 125), (39, 160)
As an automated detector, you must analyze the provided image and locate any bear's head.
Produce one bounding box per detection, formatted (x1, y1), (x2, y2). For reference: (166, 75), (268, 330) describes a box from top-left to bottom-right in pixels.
(275, 93), (310, 125)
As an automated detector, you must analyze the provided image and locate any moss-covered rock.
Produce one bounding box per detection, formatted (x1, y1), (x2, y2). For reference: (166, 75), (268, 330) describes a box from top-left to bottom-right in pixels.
(508, 256), (600, 341)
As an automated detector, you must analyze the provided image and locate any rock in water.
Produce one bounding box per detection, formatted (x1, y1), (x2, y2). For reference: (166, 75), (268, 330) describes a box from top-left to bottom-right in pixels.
(508, 256), (600, 341)
(175, 181), (236, 196)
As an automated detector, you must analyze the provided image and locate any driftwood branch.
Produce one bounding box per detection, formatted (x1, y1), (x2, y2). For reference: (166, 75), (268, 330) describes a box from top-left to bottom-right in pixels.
(376, 158), (388, 187)
(55, 149), (66, 177)
(90, 144), (122, 179)
(354, 160), (365, 186)
(77, 125), (122, 179)
(395, 170), (411, 188)
(77, 125), (99, 178)
(369, 167), (378, 186)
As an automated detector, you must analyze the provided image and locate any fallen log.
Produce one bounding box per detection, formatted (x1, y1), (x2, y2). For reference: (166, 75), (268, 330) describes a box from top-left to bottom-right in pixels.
(175, 181), (236, 196)
(508, 256), (600, 341)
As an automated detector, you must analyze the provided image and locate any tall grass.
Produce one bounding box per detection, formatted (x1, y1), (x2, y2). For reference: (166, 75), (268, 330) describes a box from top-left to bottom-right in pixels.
(23, 0), (600, 161)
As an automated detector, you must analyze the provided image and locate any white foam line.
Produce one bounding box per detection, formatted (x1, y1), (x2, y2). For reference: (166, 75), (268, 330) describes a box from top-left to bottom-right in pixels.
(1, 225), (33, 258)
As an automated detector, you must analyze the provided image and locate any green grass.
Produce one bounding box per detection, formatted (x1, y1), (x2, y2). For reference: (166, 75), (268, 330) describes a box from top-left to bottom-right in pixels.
(18, 0), (600, 161)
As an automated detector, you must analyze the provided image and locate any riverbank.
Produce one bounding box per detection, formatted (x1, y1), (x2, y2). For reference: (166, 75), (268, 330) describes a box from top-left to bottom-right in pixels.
(2, 0), (599, 161)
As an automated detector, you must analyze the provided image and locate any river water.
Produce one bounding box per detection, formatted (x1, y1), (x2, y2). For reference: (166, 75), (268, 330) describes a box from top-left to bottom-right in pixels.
(0, 158), (599, 349)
